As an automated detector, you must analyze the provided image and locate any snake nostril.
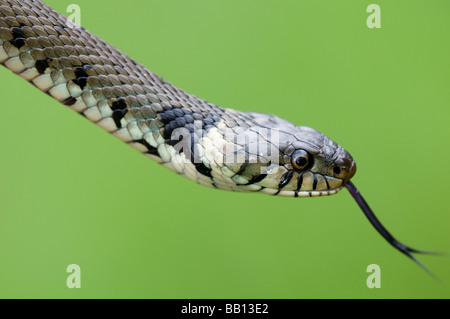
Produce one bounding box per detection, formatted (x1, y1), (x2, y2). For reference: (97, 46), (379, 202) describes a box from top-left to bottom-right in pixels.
(333, 166), (341, 176)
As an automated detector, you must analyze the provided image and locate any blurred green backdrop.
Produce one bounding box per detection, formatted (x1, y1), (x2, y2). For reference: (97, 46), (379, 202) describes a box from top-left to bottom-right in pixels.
(0, 0), (449, 298)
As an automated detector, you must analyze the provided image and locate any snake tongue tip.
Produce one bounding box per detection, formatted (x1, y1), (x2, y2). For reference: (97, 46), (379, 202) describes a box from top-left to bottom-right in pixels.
(345, 181), (442, 281)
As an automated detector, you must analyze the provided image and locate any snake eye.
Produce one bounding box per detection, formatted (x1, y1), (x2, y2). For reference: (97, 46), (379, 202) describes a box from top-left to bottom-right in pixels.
(291, 150), (312, 171)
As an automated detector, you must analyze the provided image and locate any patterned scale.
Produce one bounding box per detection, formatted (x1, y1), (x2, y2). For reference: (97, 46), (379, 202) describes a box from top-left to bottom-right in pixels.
(0, 0), (266, 190)
(0, 0), (355, 197)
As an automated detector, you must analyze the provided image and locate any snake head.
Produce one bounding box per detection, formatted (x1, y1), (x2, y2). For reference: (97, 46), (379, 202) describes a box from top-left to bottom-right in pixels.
(215, 113), (356, 197)
(280, 125), (357, 195)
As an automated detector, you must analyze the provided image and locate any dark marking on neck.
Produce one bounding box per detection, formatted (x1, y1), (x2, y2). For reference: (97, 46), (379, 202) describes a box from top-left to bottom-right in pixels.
(158, 107), (221, 141)
(195, 162), (212, 178)
(278, 170), (293, 189)
(236, 158), (249, 176)
(323, 174), (330, 190)
(166, 134), (184, 148)
(297, 172), (303, 191)
(137, 139), (159, 156)
(248, 173), (267, 184)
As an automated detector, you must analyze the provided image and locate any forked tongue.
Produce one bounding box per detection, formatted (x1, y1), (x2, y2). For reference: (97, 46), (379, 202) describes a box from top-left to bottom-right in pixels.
(344, 181), (444, 281)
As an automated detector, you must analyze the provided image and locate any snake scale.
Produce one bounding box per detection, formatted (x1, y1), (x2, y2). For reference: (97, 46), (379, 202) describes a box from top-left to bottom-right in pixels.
(0, 0), (441, 278)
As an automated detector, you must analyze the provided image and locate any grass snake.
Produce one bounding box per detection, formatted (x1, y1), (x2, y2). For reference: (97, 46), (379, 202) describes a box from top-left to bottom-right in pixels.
(0, 0), (442, 279)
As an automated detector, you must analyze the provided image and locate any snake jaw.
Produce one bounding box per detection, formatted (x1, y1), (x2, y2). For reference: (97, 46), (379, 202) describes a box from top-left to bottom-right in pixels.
(272, 186), (344, 198)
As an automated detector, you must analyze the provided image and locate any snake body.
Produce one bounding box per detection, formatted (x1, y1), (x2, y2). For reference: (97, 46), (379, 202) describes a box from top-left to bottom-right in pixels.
(0, 0), (356, 197)
(2, 0), (443, 279)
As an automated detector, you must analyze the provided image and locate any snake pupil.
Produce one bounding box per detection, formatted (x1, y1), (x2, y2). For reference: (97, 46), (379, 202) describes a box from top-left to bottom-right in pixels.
(296, 157), (307, 167)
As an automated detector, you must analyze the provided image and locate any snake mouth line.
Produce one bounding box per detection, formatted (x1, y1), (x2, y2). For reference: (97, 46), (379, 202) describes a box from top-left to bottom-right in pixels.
(271, 186), (343, 197)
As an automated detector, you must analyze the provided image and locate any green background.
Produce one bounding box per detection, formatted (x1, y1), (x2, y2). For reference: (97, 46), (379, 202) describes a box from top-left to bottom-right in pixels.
(0, 0), (449, 298)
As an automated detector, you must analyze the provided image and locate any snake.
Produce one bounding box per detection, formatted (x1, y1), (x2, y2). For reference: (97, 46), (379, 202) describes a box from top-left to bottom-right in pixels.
(0, 0), (441, 278)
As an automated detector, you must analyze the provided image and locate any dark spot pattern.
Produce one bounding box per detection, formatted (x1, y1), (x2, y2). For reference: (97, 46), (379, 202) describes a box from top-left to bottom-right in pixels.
(165, 133), (184, 147)
(110, 98), (128, 128)
(0, 0), (296, 196)
(111, 98), (127, 111)
(137, 139), (159, 156)
(312, 174), (318, 190)
(297, 172), (303, 191)
(323, 174), (330, 189)
(74, 66), (88, 78)
(278, 170), (293, 189)
(158, 106), (219, 141)
(248, 173), (267, 184)
(35, 60), (49, 74)
(195, 162), (212, 177)
(63, 97), (77, 106)
(72, 66), (91, 89)
(112, 110), (126, 128)
(236, 158), (249, 176)
(9, 27), (26, 49)
(72, 78), (87, 90)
